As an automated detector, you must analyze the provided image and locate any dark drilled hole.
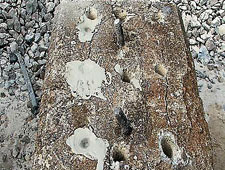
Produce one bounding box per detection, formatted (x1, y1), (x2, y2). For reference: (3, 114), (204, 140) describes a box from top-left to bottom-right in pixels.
(112, 148), (125, 162)
(161, 137), (173, 159)
(121, 70), (130, 83)
(124, 126), (133, 136)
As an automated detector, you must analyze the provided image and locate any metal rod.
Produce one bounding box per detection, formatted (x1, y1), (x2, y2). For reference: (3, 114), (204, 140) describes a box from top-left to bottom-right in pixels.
(114, 19), (125, 47)
(16, 52), (38, 115)
(114, 107), (132, 136)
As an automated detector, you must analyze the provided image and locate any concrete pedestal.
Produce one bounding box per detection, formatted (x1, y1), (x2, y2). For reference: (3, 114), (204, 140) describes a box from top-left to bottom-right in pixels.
(33, 1), (213, 169)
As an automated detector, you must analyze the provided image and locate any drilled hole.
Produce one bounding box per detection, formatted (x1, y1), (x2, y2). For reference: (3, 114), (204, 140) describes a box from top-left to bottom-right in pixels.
(80, 138), (89, 149)
(161, 137), (173, 159)
(86, 7), (97, 20)
(124, 126), (133, 136)
(112, 148), (126, 162)
(121, 70), (130, 83)
(155, 64), (167, 77)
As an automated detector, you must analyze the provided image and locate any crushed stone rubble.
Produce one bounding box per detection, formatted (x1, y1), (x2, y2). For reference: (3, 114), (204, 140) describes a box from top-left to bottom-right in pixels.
(0, 0), (58, 169)
(0, 0), (225, 169)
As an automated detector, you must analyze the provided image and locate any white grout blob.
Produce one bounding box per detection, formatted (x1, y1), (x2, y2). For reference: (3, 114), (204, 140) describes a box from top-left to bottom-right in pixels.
(65, 59), (111, 100)
(66, 128), (109, 170)
(76, 8), (102, 42)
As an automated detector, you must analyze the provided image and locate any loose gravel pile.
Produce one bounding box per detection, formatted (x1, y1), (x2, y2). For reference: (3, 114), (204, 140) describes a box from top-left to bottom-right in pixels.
(0, 0), (58, 169)
(0, 0), (225, 169)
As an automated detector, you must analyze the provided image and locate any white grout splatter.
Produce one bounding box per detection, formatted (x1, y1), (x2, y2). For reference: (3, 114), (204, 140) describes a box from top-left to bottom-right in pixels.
(66, 128), (109, 170)
(76, 9), (102, 42)
(65, 59), (111, 100)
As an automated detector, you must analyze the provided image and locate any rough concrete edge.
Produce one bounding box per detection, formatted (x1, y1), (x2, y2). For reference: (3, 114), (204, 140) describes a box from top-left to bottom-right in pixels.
(176, 5), (214, 169)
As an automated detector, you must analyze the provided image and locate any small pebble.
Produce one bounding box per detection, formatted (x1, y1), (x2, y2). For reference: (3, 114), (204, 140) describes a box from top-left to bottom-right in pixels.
(20, 85), (27, 91)
(198, 45), (210, 64)
(207, 84), (212, 89)
(218, 76), (224, 83)
(25, 32), (35, 43)
(205, 39), (216, 51)
(218, 24), (225, 35)
(10, 41), (18, 53)
(9, 53), (18, 64)
(46, 2), (55, 13)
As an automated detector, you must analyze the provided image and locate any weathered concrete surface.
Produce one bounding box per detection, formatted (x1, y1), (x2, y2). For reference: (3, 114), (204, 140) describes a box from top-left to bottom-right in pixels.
(33, 0), (213, 169)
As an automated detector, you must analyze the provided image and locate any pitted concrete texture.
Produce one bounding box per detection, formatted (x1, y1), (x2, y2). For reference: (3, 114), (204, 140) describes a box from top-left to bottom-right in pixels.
(33, 1), (213, 169)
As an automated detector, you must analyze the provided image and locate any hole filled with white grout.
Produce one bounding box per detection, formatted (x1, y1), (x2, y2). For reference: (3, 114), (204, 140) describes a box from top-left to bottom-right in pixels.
(66, 128), (109, 170)
(80, 138), (90, 149)
(76, 7), (102, 42)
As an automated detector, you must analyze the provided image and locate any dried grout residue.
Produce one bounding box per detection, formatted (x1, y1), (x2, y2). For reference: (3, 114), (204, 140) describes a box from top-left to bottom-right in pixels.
(65, 59), (111, 100)
(144, 3), (172, 25)
(76, 7), (102, 42)
(66, 128), (109, 170)
(114, 64), (123, 76)
(158, 130), (190, 167)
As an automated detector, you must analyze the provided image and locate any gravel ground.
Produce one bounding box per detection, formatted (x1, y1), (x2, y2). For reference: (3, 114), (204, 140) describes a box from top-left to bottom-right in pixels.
(0, 0), (225, 169)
